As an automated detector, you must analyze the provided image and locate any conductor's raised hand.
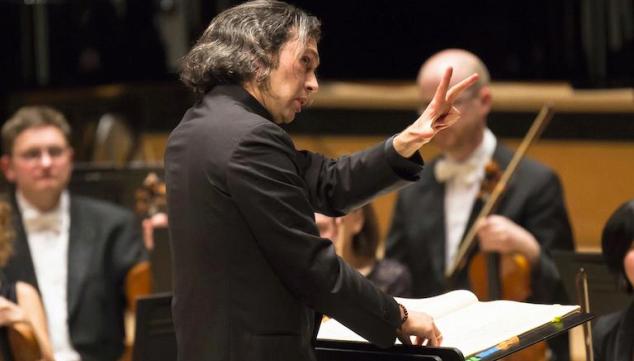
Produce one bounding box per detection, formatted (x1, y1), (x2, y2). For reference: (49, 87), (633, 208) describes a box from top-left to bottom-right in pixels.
(397, 309), (443, 347)
(393, 67), (479, 158)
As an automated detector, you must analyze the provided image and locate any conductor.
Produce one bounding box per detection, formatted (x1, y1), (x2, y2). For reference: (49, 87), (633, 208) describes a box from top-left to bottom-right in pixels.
(164, 1), (478, 360)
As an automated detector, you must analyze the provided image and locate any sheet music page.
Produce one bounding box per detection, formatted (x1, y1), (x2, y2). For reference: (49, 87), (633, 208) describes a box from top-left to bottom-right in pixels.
(317, 290), (478, 343)
(435, 300), (579, 356)
(395, 290), (478, 319)
(317, 317), (368, 343)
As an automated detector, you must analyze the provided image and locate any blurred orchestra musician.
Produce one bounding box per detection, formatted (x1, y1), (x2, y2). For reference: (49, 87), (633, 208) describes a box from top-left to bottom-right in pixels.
(0, 106), (146, 361)
(385, 49), (575, 360)
(593, 199), (634, 361)
(315, 204), (413, 297)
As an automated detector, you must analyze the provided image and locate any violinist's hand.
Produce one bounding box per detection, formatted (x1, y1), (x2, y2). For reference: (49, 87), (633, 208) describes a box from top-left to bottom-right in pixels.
(393, 67), (479, 158)
(397, 309), (443, 347)
(476, 215), (541, 264)
(0, 296), (28, 326)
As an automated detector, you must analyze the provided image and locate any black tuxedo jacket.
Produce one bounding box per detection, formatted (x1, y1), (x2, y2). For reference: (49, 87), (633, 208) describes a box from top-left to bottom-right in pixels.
(593, 300), (634, 361)
(386, 144), (574, 303)
(165, 85), (424, 361)
(3, 194), (145, 361)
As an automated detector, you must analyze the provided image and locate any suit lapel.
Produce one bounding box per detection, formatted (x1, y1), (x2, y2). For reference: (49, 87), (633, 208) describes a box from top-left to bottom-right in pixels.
(67, 196), (96, 319)
(6, 194), (39, 290)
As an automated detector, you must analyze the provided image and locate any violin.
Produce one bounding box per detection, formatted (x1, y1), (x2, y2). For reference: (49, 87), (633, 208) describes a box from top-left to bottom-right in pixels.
(445, 105), (554, 361)
(468, 160), (532, 302)
(116, 173), (165, 361)
(128, 171), (166, 298)
(134, 172), (167, 219)
(135, 172), (168, 251)
(7, 327), (42, 361)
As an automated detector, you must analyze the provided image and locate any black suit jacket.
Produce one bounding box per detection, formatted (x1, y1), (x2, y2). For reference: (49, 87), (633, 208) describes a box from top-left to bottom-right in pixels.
(593, 300), (634, 361)
(386, 143), (574, 302)
(165, 85), (424, 361)
(3, 194), (145, 361)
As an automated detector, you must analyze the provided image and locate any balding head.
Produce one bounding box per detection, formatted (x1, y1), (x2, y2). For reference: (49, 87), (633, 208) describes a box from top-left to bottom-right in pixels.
(417, 49), (492, 161)
(418, 49), (490, 96)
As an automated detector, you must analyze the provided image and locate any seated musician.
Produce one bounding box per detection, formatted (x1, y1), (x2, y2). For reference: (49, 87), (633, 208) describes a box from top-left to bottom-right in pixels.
(134, 172), (168, 251)
(0, 200), (54, 361)
(593, 199), (634, 360)
(0, 106), (147, 361)
(315, 204), (412, 297)
(385, 49), (574, 360)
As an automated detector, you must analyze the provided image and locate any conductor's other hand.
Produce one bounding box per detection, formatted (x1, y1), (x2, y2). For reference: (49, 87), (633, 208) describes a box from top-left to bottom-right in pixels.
(397, 309), (443, 347)
(393, 67), (479, 158)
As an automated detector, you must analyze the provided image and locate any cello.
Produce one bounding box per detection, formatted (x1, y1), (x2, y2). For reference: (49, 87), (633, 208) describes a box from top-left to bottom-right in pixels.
(445, 105), (554, 361)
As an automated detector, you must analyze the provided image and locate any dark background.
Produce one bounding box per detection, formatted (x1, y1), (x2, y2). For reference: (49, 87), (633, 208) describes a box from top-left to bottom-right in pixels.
(1, 0), (632, 93)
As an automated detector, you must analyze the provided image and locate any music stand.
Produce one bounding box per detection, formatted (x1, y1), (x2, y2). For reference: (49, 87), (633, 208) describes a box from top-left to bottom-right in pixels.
(316, 340), (459, 361)
(133, 293), (176, 361)
(316, 311), (592, 361)
(553, 250), (631, 317)
(150, 227), (173, 293)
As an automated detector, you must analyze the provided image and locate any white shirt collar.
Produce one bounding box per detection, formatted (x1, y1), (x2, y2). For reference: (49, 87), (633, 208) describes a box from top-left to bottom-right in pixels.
(435, 128), (497, 185)
(16, 190), (69, 234)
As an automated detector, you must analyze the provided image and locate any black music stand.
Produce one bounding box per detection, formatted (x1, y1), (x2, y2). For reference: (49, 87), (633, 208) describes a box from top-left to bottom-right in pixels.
(133, 293), (176, 361)
(553, 250), (631, 317)
(150, 227), (172, 293)
(316, 340), (458, 361)
(316, 311), (592, 361)
(482, 311), (593, 360)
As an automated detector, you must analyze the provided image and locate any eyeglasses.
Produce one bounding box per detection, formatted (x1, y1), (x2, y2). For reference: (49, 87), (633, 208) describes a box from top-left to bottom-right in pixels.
(15, 146), (69, 163)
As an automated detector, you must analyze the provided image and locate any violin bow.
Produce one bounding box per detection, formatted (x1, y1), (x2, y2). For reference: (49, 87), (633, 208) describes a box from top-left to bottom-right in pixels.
(445, 104), (554, 280)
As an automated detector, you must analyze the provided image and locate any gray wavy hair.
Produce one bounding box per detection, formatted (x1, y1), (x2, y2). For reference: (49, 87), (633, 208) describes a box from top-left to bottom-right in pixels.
(180, 0), (321, 95)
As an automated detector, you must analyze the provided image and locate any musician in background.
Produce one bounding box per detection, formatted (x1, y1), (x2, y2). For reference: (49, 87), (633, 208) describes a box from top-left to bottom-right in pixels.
(134, 172), (168, 251)
(0, 106), (146, 361)
(593, 199), (634, 361)
(315, 204), (412, 297)
(0, 200), (54, 361)
(385, 49), (574, 360)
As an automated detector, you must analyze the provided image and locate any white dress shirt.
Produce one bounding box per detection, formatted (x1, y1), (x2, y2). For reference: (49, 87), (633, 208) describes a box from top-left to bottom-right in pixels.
(434, 129), (497, 271)
(17, 190), (81, 361)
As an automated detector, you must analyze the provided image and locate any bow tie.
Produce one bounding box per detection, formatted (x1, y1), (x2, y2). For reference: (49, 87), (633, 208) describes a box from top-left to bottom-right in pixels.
(434, 158), (482, 185)
(23, 212), (62, 234)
